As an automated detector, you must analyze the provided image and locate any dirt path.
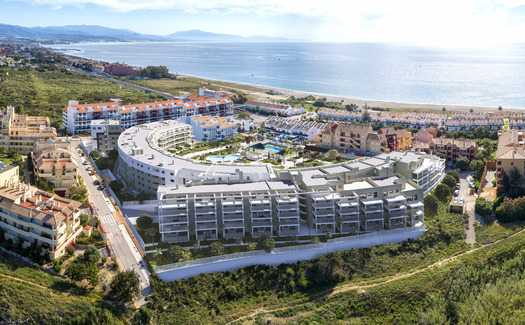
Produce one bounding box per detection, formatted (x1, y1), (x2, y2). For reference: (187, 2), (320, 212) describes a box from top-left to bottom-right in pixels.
(0, 272), (66, 294)
(227, 228), (525, 324)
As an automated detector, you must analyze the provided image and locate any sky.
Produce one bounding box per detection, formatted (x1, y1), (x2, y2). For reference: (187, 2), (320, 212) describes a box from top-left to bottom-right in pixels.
(2, 0), (525, 45)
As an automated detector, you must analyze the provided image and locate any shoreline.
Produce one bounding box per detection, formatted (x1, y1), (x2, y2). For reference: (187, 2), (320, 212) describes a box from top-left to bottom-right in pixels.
(179, 73), (518, 113)
(52, 49), (524, 114)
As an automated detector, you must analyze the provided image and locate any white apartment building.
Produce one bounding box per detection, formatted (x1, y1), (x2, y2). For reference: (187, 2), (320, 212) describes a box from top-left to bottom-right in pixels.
(189, 115), (237, 143)
(90, 119), (121, 152)
(264, 116), (327, 142)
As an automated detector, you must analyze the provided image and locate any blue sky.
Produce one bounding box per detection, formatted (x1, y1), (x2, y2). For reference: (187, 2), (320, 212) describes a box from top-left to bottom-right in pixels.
(2, 0), (525, 45)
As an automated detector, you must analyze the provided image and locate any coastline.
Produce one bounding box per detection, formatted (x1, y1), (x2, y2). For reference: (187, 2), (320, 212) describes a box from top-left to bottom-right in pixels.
(179, 73), (516, 113)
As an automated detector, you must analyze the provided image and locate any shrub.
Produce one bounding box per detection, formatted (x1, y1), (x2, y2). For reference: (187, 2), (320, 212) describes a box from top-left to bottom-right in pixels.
(424, 195), (439, 217)
(209, 242), (224, 256)
(101, 256), (108, 264)
(136, 214), (153, 229)
(79, 214), (89, 227)
(53, 264), (62, 273)
(76, 238), (89, 245)
(84, 245), (100, 265)
(66, 245), (75, 256)
(435, 184), (451, 203)
(475, 197), (493, 217)
(91, 231), (100, 239)
(447, 170), (460, 183)
(442, 175), (457, 190)
(257, 236), (275, 252)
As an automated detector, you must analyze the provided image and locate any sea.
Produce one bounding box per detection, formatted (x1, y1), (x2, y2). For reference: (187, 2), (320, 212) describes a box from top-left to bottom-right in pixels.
(47, 42), (525, 109)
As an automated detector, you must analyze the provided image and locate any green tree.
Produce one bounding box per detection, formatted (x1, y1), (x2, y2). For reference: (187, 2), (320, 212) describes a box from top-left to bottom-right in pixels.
(470, 159), (485, 174)
(79, 214), (89, 227)
(435, 184), (451, 202)
(166, 245), (192, 262)
(327, 149), (339, 158)
(475, 197), (493, 217)
(110, 270), (141, 305)
(84, 245), (100, 265)
(86, 263), (99, 287)
(455, 156), (470, 170)
(209, 241), (224, 256)
(65, 262), (86, 282)
(424, 194), (439, 217)
(447, 170), (460, 183)
(136, 214), (153, 229)
(442, 175), (457, 190)
(257, 235), (275, 252)
(90, 149), (101, 160)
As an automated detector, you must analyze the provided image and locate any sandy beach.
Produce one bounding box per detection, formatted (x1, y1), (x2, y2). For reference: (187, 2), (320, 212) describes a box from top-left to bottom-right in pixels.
(181, 74), (522, 114)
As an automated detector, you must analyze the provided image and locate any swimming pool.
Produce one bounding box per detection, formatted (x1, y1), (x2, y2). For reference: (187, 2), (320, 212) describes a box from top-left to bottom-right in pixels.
(206, 154), (242, 162)
(265, 145), (285, 153)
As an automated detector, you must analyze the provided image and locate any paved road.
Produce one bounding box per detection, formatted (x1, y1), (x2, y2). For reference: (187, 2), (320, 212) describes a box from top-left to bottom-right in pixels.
(69, 139), (150, 298)
(458, 171), (476, 244)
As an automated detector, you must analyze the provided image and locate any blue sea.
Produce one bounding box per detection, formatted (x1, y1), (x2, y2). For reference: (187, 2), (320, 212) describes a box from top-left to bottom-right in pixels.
(48, 42), (525, 108)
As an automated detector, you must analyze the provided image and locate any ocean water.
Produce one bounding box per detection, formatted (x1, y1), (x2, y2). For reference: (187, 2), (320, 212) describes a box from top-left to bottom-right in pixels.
(48, 42), (525, 108)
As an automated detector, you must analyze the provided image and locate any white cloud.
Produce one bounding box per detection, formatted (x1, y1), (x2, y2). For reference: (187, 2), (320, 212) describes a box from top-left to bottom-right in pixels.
(18, 0), (525, 43)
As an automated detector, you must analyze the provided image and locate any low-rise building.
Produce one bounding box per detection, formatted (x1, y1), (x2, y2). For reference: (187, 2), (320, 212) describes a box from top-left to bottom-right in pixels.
(264, 116), (327, 142)
(378, 128), (412, 151)
(509, 113), (525, 130)
(32, 140), (79, 197)
(189, 115), (237, 143)
(414, 127), (439, 143)
(445, 112), (504, 131)
(319, 122), (389, 155)
(0, 183), (82, 260)
(0, 163), (20, 187)
(495, 129), (525, 192)
(429, 138), (477, 167)
(318, 109), (445, 129)
(198, 87), (236, 98)
(244, 101), (305, 116)
(90, 119), (121, 152)
(0, 106), (56, 154)
(103, 63), (137, 76)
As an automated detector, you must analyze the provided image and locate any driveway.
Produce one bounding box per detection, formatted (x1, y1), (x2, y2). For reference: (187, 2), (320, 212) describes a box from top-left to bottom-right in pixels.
(458, 171), (476, 245)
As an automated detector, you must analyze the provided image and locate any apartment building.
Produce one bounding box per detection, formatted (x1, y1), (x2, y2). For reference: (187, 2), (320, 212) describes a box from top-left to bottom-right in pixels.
(90, 119), (121, 152)
(429, 138), (477, 167)
(317, 109), (446, 129)
(62, 96), (233, 134)
(414, 127), (439, 143)
(0, 163), (19, 187)
(319, 122), (389, 155)
(198, 87), (236, 98)
(445, 112), (504, 131)
(495, 129), (525, 192)
(103, 63), (137, 76)
(264, 116), (327, 142)
(0, 183), (82, 260)
(189, 115), (237, 143)
(32, 141), (79, 197)
(0, 106), (57, 154)
(509, 113), (525, 130)
(378, 127), (412, 151)
(244, 101), (305, 116)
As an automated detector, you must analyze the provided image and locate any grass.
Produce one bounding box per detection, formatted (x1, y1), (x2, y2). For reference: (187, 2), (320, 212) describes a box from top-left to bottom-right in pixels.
(474, 220), (525, 246)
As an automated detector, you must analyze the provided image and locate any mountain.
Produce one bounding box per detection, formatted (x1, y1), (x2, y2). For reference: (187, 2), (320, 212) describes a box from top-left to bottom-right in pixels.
(0, 24), (291, 42)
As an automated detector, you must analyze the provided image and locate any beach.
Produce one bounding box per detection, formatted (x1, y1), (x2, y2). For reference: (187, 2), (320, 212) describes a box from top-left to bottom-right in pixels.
(181, 74), (512, 114)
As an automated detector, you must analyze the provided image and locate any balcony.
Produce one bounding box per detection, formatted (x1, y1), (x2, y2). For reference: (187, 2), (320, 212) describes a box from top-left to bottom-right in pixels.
(251, 227), (272, 238)
(279, 210), (299, 218)
(223, 213), (244, 221)
(279, 218), (299, 226)
(340, 222), (360, 234)
(195, 214), (217, 222)
(316, 216), (335, 224)
(196, 221), (217, 231)
(163, 232), (189, 243)
(160, 224), (188, 232)
(316, 224), (335, 233)
(279, 226), (299, 236)
(196, 230), (217, 241)
(252, 219), (272, 227)
(223, 220), (244, 229)
(364, 211), (383, 221)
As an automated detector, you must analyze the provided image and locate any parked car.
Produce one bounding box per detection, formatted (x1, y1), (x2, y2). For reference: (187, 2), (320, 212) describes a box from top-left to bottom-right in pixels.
(93, 180), (100, 186)
(83, 160), (89, 165)
(98, 184), (105, 191)
(456, 184), (460, 190)
(454, 190), (459, 196)
(459, 198), (464, 204)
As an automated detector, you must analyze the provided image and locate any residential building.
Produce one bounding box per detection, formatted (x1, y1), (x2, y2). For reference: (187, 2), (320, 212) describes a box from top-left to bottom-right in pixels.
(198, 87), (236, 98)
(103, 63), (137, 76)
(62, 96), (233, 135)
(0, 106), (56, 154)
(90, 119), (121, 152)
(0, 163), (19, 187)
(495, 129), (525, 191)
(378, 128), (412, 151)
(318, 109), (446, 129)
(189, 115), (237, 143)
(414, 127), (439, 143)
(319, 122), (389, 155)
(509, 113), (525, 130)
(445, 112), (504, 131)
(32, 141), (79, 197)
(264, 116), (327, 142)
(429, 138), (477, 167)
(0, 183), (82, 260)
(244, 101), (305, 116)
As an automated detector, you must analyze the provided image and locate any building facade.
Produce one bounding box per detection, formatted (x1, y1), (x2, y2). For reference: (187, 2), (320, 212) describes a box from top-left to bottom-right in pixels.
(198, 87), (236, 98)
(0, 183), (82, 259)
(429, 138), (477, 167)
(90, 119), (121, 152)
(496, 129), (525, 192)
(0, 106), (57, 154)
(264, 116), (327, 142)
(319, 122), (389, 155)
(32, 141), (79, 197)
(378, 128), (412, 151)
(63, 96), (233, 135)
(103, 63), (137, 76)
(244, 101), (305, 116)
(0, 164), (19, 187)
(189, 115), (237, 143)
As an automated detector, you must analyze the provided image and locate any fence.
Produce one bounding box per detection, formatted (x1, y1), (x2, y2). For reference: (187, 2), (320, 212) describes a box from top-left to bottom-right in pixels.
(107, 186), (122, 209)
(477, 161), (497, 196)
(154, 226), (426, 282)
(124, 214), (146, 253)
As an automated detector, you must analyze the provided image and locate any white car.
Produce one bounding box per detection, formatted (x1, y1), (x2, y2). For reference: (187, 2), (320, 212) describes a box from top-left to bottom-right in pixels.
(454, 190), (459, 196)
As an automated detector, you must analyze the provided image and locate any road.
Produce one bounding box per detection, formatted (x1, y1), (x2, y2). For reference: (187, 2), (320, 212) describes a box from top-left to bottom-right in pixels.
(458, 171), (477, 244)
(69, 139), (150, 298)
(61, 65), (176, 99)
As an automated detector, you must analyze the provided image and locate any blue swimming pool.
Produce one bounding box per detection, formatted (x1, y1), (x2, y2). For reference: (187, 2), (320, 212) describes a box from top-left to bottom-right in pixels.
(206, 154), (242, 162)
(265, 145), (285, 152)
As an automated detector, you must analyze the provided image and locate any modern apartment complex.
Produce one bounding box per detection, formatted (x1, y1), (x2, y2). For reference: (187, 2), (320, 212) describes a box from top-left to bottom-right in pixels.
(495, 129), (525, 192)
(198, 87), (236, 98)
(264, 116), (327, 142)
(90, 119), (121, 152)
(0, 163), (20, 187)
(244, 101), (305, 116)
(189, 115), (237, 143)
(155, 151), (443, 242)
(318, 109), (446, 129)
(319, 122), (389, 155)
(0, 183), (82, 259)
(378, 127), (412, 151)
(429, 138), (477, 167)
(0, 106), (57, 154)
(103, 63), (137, 76)
(62, 96), (233, 134)
(32, 140), (79, 197)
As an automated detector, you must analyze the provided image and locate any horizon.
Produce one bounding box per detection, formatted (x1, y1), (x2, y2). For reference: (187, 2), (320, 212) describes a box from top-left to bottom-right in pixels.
(2, 0), (525, 46)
